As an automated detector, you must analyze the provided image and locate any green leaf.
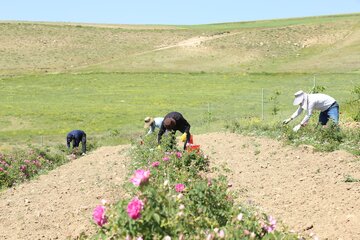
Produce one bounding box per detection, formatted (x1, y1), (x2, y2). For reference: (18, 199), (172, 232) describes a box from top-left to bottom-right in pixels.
(153, 213), (161, 224)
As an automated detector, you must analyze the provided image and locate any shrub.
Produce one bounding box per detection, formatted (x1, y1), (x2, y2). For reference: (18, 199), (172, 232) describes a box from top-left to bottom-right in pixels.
(91, 134), (301, 239)
(0, 147), (68, 189)
(226, 118), (360, 155)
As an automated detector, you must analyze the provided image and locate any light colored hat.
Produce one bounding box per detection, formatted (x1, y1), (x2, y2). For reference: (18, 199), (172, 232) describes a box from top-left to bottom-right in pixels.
(293, 90), (306, 105)
(144, 117), (154, 128)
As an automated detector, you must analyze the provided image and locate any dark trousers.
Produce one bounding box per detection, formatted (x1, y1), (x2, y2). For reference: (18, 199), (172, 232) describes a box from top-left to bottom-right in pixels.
(73, 134), (87, 153)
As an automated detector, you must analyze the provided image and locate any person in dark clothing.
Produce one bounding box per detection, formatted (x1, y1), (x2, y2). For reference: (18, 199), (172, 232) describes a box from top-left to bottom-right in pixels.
(66, 130), (87, 154)
(158, 112), (191, 150)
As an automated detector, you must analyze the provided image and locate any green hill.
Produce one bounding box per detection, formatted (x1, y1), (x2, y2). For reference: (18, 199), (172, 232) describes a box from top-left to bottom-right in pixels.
(0, 14), (359, 148)
(1, 13), (360, 75)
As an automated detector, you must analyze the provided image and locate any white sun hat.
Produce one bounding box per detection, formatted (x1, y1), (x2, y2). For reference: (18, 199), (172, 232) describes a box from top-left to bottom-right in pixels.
(293, 90), (305, 105)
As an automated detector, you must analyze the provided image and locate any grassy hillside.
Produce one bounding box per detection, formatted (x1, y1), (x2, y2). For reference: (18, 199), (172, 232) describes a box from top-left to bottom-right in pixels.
(0, 14), (359, 148)
(1, 13), (359, 75)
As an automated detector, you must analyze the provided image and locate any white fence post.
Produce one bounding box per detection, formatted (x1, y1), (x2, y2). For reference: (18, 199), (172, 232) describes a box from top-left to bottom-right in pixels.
(261, 88), (264, 120)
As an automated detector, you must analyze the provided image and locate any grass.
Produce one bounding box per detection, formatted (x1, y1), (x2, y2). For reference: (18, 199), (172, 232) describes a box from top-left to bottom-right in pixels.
(1, 72), (359, 148)
(225, 118), (360, 155)
(1, 13), (359, 75)
(344, 175), (360, 182)
(1, 14), (360, 150)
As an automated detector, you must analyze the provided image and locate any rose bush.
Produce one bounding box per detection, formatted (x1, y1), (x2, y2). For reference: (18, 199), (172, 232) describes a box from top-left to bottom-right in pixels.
(92, 134), (302, 239)
(0, 147), (67, 189)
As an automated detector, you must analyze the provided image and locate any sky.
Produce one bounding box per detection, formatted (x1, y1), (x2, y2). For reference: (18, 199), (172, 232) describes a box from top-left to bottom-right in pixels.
(1, 0), (360, 25)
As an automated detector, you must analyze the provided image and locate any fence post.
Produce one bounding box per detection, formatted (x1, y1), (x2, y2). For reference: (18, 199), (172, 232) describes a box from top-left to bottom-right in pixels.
(261, 88), (264, 120)
(208, 102), (211, 128)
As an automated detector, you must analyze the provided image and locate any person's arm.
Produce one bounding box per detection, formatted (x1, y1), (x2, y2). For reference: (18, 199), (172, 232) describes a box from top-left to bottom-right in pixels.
(146, 128), (152, 135)
(157, 124), (166, 144)
(290, 106), (303, 120)
(183, 125), (191, 150)
(81, 135), (87, 154)
(283, 107), (303, 124)
(147, 124), (155, 135)
(66, 136), (71, 149)
(300, 108), (313, 126)
(293, 103), (314, 132)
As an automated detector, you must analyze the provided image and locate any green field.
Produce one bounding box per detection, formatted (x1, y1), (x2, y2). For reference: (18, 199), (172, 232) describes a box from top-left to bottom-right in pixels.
(1, 72), (359, 147)
(1, 13), (360, 149)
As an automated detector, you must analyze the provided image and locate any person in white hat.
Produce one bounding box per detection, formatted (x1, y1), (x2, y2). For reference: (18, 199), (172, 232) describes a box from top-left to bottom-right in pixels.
(144, 116), (164, 135)
(283, 90), (339, 132)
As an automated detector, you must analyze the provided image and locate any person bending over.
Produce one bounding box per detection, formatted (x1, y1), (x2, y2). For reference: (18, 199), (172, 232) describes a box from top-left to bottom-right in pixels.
(66, 130), (87, 155)
(158, 112), (191, 150)
(144, 116), (164, 135)
(283, 90), (339, 132)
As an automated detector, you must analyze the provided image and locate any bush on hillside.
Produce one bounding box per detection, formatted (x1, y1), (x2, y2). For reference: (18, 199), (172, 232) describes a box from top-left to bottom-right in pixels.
(91, 134), (301, 239)
(0, 147), (67, 189)
(225, 118), (360, 155)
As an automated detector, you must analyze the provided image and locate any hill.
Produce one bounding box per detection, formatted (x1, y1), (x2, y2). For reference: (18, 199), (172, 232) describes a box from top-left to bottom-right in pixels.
(0, 14), (360, 146)
(1, 13), (360, 75)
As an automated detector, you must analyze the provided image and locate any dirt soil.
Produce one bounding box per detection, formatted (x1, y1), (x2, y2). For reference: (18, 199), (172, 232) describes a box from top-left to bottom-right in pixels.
(0, 145), (130, 240)
(1, 133), (359, 240)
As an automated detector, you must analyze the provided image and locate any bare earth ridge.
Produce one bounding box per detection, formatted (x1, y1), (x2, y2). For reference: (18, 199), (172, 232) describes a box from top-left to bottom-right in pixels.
(0, 133), (359, 239)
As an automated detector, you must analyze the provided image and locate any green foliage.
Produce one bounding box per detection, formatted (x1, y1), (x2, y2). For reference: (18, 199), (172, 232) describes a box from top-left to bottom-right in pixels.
(0, 147), (68, 189)
(226, 118), (360, 155)
(344, 175), (360, 183)
(309, 84), (326, 94)
(348, 85), (360, 121)
(269, 90), (281, 116)
(1, 73), (359, 147)
(92, 135), (300, 239)
(284, 122), (344, 152)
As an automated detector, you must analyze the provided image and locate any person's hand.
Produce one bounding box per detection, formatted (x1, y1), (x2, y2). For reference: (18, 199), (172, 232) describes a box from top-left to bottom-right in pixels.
(293, 124), (301, 132)
(283, 118), (292, 124)
(180, 133), (187, 142)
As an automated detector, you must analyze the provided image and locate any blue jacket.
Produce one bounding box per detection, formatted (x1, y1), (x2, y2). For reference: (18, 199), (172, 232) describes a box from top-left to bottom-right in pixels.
(67, 130), (86, 148)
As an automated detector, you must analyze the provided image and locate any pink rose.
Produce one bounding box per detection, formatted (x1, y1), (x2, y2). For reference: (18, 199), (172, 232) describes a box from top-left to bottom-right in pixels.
(130, 169), (150, 186)
(93, 205), (107, 227)
(265, 216), (277, 233)
(175, 183), (185, 192)
(162, 156), (170, 162)
(151, 161), (160, 168)
(175, 152), (182, 158)
(218, 230), (225, 238)
(127, 197), (144, 220)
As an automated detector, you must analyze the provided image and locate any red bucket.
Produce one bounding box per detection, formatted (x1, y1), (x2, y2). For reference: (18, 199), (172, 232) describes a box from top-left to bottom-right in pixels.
(189, 134), (194, 144)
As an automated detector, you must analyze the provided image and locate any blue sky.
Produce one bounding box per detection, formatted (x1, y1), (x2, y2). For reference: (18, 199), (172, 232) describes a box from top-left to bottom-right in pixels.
(1, 0), (360, 25)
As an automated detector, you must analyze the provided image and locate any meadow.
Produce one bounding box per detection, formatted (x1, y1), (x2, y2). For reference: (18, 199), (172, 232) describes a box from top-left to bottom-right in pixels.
(0, 13), (359, 149)
(1, 72), (359, 149)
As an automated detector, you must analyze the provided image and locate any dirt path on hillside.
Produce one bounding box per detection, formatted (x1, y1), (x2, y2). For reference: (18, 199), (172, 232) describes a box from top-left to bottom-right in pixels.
(0, 133), (359, 239)
(135, 31), (237, 56)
